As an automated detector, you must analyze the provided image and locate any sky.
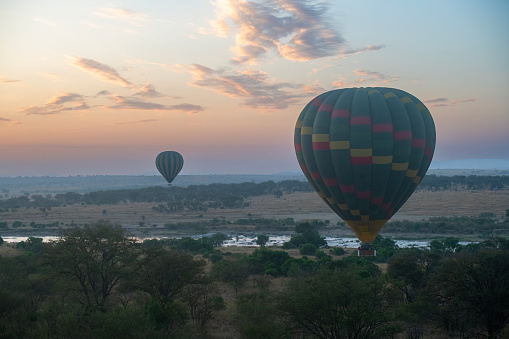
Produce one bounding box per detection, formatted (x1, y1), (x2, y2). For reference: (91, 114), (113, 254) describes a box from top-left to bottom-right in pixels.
(1, 0), (508, 176)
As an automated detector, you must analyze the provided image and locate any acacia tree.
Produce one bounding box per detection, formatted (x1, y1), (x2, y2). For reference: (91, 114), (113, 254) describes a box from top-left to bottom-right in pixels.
(280, 264), (401, 339)
(256, 234), (269, 247)
(428, 249), (509, 338)
(46, 223), (141, 311)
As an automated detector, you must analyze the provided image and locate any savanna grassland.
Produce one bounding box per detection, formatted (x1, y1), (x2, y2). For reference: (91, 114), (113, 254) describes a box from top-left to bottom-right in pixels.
(0, 188), (508, 240)
(1, 176), (508, 338)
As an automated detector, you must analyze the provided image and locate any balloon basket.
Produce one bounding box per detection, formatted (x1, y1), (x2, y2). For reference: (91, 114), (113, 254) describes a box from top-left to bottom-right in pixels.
(357, 249), (376, 256)
(357, 243), (376, 257)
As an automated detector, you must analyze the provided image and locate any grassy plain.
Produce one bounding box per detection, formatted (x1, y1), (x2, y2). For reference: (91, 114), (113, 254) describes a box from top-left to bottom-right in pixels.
(0, 188), (507, 239)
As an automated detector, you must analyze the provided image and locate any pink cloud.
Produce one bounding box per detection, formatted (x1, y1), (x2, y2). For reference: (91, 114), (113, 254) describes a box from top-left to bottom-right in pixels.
(207, 0), (345, 64)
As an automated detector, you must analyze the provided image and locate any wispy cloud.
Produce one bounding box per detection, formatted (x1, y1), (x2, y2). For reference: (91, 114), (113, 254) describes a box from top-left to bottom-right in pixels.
(0, 118), (21, 126)
(103, 95), (204, 114)
(179, 63), (310, 110)
(0, 77), (21, 83)
(133, 83), (178, 98)
(205, 0), (345, 64)
(18, 93), (90, 115)
(333, 69), (399, 88)
(424, 97), (477, 107)
(70, 56), (135, 88)
(114, 119), (159, 125)
(94, 7), (147, 26)
(338, 44), (386, 57)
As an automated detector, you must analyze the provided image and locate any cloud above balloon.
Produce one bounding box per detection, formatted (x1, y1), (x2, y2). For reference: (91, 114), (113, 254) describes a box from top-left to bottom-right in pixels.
(178, 63), (316, 110)
(70, 56), (136, 89)
(204, 0), (345, 64)
(18, 93), (90, 115)
(424, 97), (477, 107)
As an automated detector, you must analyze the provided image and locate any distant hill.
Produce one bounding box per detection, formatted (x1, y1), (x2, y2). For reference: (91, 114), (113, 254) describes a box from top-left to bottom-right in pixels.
(429, 159), (509, 170)
(1, 159), (508, 195)
(0, 174), (307, 195)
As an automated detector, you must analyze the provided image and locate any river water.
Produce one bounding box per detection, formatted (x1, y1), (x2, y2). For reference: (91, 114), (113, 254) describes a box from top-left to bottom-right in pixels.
(1, 234), (442, 249)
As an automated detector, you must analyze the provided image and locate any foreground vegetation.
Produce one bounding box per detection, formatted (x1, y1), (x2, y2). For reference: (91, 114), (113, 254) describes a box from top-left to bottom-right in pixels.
(1, 222), (508, 338)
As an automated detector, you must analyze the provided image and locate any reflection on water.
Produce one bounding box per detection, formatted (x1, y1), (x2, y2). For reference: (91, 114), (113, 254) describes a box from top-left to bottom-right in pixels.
(2, 234), (443, 249)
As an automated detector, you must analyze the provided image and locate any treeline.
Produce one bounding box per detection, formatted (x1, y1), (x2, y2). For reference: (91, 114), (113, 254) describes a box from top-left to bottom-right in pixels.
(0, 222), (508, 338)
(0, 180), (312, 211)
(383, 213), (509, 236)
(0, 176), (508, 212)
(418, 174), (509, 190)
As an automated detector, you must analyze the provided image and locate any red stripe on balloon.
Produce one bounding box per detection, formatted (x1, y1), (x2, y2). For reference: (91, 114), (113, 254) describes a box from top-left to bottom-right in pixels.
(323, 177), (338, 186)
(412, 139), (426, 147)
(312, 98), (323, 107)
(350, 116), (371, 125)
(424, 146), (434, 156)
(340, 184), (355, 193)
(331, 109), (350, 118)
(394, 131), (412, 140)
(295, 143), (302, 151)
(310, 171), (321, 180)
(371, 196), (384, 205)
(299, 164), (309, 174)
(372, 123), (393, 133)
(351, 156), (372, 165)
(313, 142), (330, 150)
(319, 103), (333, 112)
(381, 202), (391, 211)
(356, 191), (371, 199)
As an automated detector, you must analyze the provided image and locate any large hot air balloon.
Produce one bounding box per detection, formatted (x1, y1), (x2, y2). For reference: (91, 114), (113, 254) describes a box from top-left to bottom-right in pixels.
(155, 151), (184, 185)
(295, 87), (436, 244)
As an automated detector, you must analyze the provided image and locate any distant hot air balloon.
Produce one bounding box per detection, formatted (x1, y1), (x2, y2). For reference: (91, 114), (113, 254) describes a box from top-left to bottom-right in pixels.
(155, 151), (184, 185)
(295, 87), (436, 244)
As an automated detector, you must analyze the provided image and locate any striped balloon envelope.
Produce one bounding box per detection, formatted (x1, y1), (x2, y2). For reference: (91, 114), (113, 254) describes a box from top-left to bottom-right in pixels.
(295, 87), (436, 243)
(155, 151), (184, 185)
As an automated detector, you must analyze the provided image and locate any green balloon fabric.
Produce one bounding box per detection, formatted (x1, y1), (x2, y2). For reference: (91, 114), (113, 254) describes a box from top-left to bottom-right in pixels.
(155, 151), (184, 184)
(295, 88), (436, 243)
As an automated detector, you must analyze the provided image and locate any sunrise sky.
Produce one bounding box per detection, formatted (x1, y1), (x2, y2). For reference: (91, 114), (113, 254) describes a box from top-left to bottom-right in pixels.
(1, 0), (508, 176)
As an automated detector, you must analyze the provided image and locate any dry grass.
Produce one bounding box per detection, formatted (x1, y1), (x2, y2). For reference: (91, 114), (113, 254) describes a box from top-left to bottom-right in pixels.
(1, 190), (507, 232)
(0, 243), (22, 257)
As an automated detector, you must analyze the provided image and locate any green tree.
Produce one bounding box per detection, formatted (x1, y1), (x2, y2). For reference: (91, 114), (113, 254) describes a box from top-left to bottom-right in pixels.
(429, 249), (509, 338)
(132, 246), (206, 300)
(387, 248), (442, 303)
(284, 221), (326, 249)
(211, 232), (228, 247)
(183, 277), (225, 336)
(46, 222), (141, 311)
(256, 234), (269, 247)
(211, 256), (250, 296)
(299, 243), (317, 255)
(280, 265), (400, 338)
(235, 292), (285, 339)
(0, 235), (3, 245)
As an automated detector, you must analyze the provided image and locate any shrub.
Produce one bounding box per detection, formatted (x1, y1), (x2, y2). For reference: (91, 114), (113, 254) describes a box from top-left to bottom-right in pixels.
(332, 247), (346, 256)
(299, 243), (317, 255)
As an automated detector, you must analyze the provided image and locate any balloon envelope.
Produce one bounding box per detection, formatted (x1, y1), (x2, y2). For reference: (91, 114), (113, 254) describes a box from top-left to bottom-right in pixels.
(155, 151), (184, 184)
(294, 87), (436, 243)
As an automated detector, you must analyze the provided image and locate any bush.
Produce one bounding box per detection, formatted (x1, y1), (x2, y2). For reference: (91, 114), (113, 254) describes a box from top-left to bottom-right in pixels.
(299, 243), (317, 255)
(331, 247), (346, 256)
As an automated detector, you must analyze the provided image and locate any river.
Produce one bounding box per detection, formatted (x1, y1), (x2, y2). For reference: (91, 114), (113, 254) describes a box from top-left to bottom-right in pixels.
(2, 233), (460, 249)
